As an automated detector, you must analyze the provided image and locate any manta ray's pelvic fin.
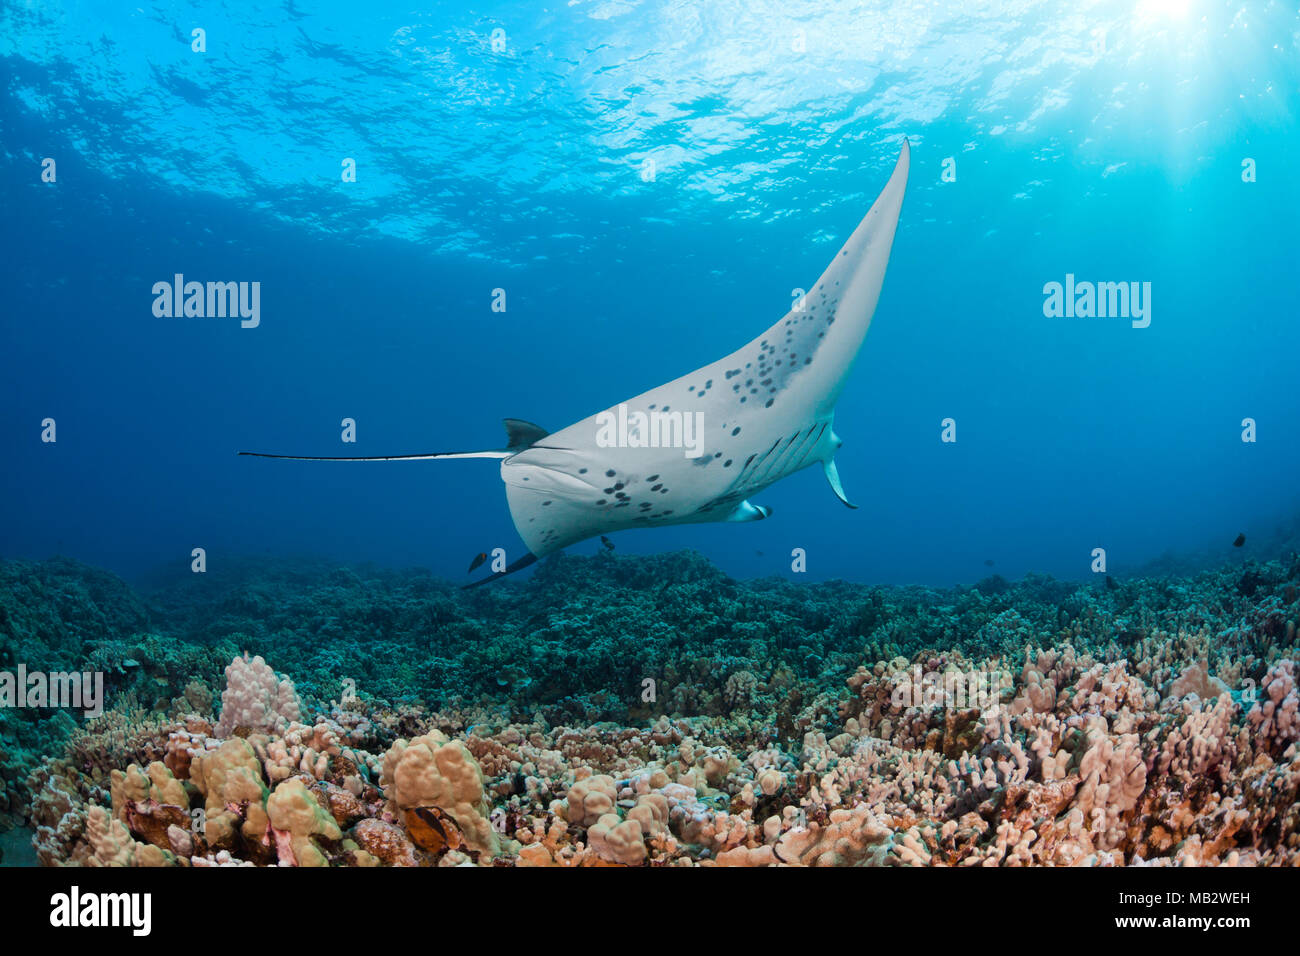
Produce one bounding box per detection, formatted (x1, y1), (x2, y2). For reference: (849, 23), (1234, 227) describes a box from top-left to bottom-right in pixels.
(502, 418), (550, 450)
(462, 550), (538, 589)
(725, 501), (773, 522)
(823, 459), (858, 509)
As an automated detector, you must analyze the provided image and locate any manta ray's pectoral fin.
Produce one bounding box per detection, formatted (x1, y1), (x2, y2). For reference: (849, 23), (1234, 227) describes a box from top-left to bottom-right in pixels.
(823, 459), (858, 509)
(503, 418), (550, 450)
(725, 501), (773, 522)
(462, 551), (538, 589)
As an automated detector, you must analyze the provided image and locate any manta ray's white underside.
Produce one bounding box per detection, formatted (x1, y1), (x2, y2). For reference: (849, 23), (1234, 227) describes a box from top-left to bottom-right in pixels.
(242, 141), (909, 585)
(501, 140), (910, 561)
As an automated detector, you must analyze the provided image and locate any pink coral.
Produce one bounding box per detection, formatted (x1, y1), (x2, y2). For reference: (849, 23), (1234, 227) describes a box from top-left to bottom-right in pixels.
(214, 653), (301, 738)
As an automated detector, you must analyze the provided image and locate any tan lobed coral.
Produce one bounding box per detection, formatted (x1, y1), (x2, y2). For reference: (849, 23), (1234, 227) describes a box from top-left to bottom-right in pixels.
(265, 777), (342, 866)
(381, 731), (502, 858)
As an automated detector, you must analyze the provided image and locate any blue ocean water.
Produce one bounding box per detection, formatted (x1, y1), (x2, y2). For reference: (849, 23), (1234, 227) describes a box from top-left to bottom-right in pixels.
(2, 0), (1298, 586)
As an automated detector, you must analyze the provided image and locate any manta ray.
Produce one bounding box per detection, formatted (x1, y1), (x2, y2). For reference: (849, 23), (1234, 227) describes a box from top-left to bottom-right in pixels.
(242, 140), (910, 586)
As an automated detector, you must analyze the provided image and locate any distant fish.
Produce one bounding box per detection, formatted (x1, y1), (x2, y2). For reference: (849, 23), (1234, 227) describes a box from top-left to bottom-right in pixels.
(755, 550), (765, 557)
(601, 535), (615, 551)
(1233, 533), (1246, 548)
(467, 552), (488, 574)
(984, 559), (995, 567)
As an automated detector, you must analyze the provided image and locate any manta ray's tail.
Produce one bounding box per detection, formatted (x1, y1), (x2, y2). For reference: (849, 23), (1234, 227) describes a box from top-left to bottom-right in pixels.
(239, 418), (552, 462)
(240, 418), (550, 589)
(238, 449), (512, 461)
(462, 551), (538, 589)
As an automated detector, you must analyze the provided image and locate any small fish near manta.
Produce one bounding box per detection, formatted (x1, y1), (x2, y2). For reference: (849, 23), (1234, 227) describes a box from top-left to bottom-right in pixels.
(241, 141), (911, 586)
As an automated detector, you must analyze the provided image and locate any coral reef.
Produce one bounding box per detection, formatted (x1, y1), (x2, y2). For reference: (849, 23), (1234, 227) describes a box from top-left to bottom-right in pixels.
(2, 547), (1298, 865)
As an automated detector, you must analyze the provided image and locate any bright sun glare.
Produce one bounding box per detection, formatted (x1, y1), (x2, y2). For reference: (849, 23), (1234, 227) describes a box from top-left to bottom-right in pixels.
(1137, 0), (1193, 20)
